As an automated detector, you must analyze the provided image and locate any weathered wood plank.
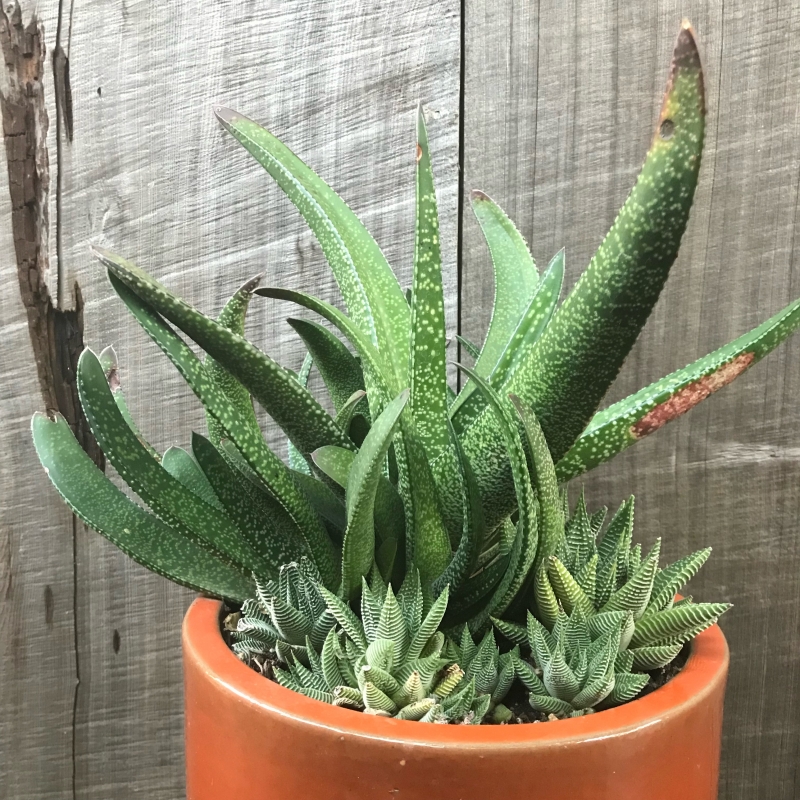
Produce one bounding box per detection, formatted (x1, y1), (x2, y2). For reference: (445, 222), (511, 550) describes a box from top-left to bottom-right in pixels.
(0, 2), (80, 797)
(56, 1), (460, 797)
(463, 3), (800, 798)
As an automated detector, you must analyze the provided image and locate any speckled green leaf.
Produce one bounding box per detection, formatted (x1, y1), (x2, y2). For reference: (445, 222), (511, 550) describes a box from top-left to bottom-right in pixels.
(93, 247), (349, 458)
(288, 352), (314, 474)
(450, 250), (564, 530)
(431, 422), (485, 596)
(32, 412), (253, 601)
(449, 192), (538, 418)
(556, 294), (800, 482)
(191, 432), (312, 577)
(287, 317), (366, 414)
(334, 391), (367, 434)
(459, 366), (538, 630)
(510, 395), (564, 573)
(161, 446), (222, 510)
(97, 346), (160, 461)
(290, 469), (346, 535)
(107, 275), (338, 587)
(205, 275), (263, 447)
(409, 108), (450, 463)
(516, 27), (706, 461)
(257, 287), (393, 408)
(77, 348), (258, 571)
(451, 250), (564, 445)
(341, 390), (409, 599)
(215, 107), (410, 389)
(455, 335), (481, 360)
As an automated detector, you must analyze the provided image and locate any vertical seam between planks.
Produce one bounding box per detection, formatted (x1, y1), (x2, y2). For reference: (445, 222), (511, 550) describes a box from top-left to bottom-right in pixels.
(53, 0), (80, 796)
(456, 0), (466, 390)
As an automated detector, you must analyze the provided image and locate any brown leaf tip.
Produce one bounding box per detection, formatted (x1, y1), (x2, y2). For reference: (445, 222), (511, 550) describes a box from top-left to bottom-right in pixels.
(674, 20), (701, 70)
(470, 189), (490, 202)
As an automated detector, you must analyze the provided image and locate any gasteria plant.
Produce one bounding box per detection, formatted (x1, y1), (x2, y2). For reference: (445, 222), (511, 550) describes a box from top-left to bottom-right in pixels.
(31, 24), (792, 720)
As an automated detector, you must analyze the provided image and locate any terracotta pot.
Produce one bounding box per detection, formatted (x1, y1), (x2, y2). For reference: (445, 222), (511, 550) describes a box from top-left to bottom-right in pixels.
(183, 597), (728, 800)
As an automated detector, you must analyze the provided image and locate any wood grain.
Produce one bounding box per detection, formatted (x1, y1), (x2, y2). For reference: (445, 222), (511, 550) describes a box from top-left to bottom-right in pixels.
(1, 0), (459, 797)
(463, 3), (800, 798)
(2, 0), (800, 797)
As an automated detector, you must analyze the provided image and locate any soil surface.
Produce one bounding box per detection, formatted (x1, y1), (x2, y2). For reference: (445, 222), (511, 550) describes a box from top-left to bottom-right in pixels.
(221, 607), (689, 726)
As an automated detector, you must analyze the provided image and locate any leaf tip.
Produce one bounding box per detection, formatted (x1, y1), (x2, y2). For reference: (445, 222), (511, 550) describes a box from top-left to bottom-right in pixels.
(470, 189), (490, 203)
(214, 105), (240, 126)
(238, 273), (264, 295)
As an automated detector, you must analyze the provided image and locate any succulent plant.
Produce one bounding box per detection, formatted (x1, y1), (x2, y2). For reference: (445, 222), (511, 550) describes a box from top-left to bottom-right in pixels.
(493, 491), (730, 718)
(238, 568), (495, 723)
(29, 24), (787, 718)
(510, 609), (648, 718)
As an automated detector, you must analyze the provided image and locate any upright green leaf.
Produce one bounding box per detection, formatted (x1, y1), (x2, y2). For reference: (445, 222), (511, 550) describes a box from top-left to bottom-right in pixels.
(449, 192), (538, 417)
(451, 249), (564, 437)
(341, 391), (409, 599)
(458, 366), (538, 630)
(510, 396), (564, 573)
(409, 108), (450, 463)
(215, 107), (410, 388)
(287, 317), (366, 414)
(162, 446), (222, 510)
(431, 423), (485, 597)
(205, 274), (263, 447)
(514, 25), (706, 461)
(32, 412), (253, 601)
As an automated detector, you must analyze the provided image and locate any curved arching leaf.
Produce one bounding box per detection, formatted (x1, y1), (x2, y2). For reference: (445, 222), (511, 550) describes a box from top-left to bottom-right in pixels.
(32, 412), (253, 601)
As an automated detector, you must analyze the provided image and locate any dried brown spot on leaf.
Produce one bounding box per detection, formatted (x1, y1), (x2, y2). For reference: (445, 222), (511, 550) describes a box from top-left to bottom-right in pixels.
(631, 352), (755, 438)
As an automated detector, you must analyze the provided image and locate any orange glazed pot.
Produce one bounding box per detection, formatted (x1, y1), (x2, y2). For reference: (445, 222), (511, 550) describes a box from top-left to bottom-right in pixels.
(183, 597), (729, 800)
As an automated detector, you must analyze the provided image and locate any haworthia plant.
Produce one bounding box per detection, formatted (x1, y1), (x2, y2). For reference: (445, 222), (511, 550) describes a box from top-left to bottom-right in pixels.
(493, 490), (729, 718)
(31, 23), (778, 722)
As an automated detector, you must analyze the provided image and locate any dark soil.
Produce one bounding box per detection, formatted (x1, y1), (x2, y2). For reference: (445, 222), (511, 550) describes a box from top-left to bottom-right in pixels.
(221, 607), (690, 726)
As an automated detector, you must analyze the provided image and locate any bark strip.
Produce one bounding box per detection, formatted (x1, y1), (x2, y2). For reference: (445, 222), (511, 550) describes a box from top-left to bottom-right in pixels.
(0, 2), (100, 464)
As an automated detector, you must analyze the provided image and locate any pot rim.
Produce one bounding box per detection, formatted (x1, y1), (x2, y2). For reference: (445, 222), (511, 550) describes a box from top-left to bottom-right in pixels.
(183, 597), (729, 748)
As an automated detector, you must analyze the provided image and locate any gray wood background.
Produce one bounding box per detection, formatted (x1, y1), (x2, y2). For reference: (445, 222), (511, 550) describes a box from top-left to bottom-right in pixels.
(0, 1), (797, 797)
